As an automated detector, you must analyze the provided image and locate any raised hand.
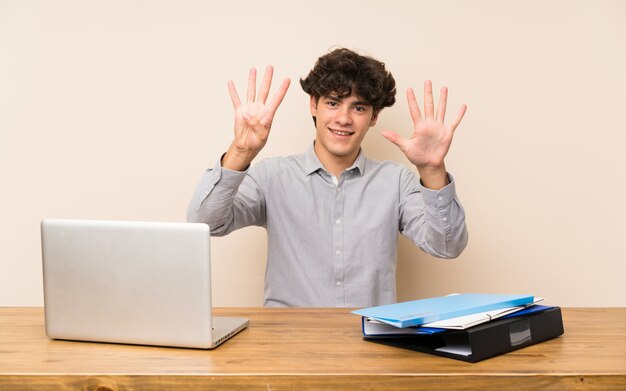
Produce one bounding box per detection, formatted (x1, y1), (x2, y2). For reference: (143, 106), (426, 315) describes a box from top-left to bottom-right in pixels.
(223, 66), (291, 171)
(382, 80), (466, 189)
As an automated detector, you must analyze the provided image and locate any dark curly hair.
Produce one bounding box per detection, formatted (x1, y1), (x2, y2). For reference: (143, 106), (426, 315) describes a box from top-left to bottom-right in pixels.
(300, 48), (396, 114)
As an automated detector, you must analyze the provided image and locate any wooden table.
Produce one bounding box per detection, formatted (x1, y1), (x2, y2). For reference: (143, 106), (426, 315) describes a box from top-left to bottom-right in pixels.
(1, 307), (625, 390)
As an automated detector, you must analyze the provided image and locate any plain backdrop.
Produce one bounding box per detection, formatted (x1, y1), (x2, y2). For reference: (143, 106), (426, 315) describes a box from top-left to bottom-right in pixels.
(1, 0), (625, 307)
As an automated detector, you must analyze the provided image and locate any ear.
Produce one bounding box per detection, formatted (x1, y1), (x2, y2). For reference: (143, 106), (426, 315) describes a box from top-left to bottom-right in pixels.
(369, 111), (379, 127)
(309, 95), (318, 116)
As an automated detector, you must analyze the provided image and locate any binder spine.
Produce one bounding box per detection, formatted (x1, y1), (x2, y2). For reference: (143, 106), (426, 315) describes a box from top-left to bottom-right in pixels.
(463, 307), (564, 362)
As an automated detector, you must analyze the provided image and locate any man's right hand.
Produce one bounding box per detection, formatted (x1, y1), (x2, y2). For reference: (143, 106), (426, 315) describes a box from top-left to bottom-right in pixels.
(222, 66), (291, 171)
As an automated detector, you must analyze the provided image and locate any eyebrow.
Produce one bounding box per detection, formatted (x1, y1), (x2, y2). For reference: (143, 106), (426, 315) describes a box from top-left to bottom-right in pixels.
(326, 95), (371, 106)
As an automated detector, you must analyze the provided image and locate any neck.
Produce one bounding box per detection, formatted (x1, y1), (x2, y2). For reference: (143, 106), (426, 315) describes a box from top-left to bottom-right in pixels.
(313, 142), (359, 178)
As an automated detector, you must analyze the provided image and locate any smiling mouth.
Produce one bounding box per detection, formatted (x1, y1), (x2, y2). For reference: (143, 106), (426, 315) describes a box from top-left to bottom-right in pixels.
(329, 128), (354, 136)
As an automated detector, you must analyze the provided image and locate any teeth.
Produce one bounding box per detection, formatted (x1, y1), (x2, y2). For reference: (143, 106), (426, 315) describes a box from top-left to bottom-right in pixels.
(332, 130), (352, 136)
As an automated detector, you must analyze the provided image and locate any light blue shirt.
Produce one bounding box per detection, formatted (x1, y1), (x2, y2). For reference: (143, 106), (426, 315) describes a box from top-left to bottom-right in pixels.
(187, 144), (468, 307)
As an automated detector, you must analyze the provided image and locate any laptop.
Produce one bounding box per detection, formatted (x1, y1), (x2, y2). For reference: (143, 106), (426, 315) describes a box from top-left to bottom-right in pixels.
(40, 219), (249, 349)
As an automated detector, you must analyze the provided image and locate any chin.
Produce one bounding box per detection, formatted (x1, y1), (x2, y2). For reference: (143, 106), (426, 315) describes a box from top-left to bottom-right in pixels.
(330, 147), (356, 157)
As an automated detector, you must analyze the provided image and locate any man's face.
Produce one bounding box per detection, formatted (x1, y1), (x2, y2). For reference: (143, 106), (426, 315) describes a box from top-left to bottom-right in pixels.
(310, 93), (378, 163)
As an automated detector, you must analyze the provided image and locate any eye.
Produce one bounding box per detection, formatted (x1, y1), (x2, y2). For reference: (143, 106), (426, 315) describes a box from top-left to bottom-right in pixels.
(327, 101), (338, 108)
(354, 106), (367, 113)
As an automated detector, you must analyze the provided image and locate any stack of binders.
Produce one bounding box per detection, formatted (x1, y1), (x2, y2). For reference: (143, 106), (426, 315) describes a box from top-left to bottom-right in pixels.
(352, 293), (564, 362)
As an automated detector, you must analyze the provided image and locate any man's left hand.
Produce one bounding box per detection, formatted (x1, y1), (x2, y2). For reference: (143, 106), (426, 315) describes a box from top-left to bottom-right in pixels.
(382, 80), (466, 190)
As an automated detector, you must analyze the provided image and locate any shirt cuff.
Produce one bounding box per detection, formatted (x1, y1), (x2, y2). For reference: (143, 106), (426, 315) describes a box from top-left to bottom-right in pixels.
(420, 173), (457, 209)
(214, 158), (248, 189)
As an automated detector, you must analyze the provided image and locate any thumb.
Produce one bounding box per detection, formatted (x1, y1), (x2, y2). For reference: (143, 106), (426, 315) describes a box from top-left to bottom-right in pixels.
(382, 130), (408, 152)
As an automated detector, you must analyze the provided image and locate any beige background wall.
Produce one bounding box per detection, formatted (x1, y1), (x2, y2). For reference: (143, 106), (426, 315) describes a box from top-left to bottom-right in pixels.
(1, 0), (624, 307)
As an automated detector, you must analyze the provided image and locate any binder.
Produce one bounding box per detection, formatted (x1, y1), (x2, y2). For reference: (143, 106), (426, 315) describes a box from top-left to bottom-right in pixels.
(352, 293), (535, 328)
(364, 306), (564, 362)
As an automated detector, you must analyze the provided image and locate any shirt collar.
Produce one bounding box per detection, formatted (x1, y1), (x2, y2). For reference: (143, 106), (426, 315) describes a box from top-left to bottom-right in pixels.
(303, 142), (366, 177)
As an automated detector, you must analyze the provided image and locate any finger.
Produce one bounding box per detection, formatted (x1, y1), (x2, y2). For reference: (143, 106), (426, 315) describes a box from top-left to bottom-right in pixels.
(258, 65), (274, 104)
(228, 80), (241, 110)
(436, 86), (448, 123)
(247, 68), (257, 103)
(406, 88), (422, 125)
(381, 130), (409, 152)
(449, 104), (467, 132)
(267, 77), (291, 113)
(424, 80), (434, 121)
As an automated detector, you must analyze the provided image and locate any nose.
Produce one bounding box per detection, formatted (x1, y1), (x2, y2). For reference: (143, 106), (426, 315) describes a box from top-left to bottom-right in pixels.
(335, 107), (352, 126)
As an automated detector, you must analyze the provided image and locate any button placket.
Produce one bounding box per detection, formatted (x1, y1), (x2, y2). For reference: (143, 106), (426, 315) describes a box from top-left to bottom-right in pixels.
(436, 192), (451, 233)
(332, 177), (345, 305)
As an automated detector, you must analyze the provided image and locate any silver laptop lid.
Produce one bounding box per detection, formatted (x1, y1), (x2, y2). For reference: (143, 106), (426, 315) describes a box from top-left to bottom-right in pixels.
(41, 219), (221, 348)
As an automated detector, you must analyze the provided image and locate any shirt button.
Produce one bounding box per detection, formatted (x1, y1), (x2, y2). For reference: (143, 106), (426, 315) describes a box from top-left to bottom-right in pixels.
(336, 250), (341, 255)
(336, 219), (341, 224)
(442, 217), (448, 222)
(438, 196), (443, 201)
(336, 281), (343, 286)
(337, 187), (341, 192)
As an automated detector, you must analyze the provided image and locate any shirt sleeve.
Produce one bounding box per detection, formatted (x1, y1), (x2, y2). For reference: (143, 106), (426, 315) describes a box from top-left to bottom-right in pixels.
(398, 168), (468, 258)
(186, 159), (266, 236)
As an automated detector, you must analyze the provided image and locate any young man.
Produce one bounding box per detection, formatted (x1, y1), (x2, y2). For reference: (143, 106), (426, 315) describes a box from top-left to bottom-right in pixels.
(187, 48), (468, 307)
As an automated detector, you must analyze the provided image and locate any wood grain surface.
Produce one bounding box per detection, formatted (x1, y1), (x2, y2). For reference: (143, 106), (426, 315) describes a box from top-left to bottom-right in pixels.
(1, 307), (625, 390)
